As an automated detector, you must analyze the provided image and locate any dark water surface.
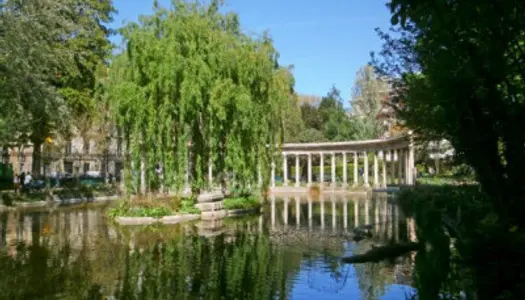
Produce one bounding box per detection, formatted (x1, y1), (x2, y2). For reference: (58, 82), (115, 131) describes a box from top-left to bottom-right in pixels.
(0, 194), (417, 299)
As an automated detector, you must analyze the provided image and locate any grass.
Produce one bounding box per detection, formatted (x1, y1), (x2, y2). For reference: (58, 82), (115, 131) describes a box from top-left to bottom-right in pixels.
(416, 174), (476, 186)
(107, 196), (200, 219)
(223, 195), (261, 210)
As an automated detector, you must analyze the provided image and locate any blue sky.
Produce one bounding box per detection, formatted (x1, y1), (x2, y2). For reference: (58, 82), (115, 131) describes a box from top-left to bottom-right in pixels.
(110, 0), (391, 104)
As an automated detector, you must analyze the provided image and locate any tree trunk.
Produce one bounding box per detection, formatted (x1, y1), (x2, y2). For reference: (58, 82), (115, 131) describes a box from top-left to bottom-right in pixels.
(31, 141), (42, 176)
(140, 149), (146, 195)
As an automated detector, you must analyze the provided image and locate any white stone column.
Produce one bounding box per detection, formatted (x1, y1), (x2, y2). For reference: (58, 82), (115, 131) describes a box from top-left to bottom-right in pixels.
(308, 196), (313, 220)
(342, 152), (347, 187)
(295, 154), (300, 187)
(319, 152), (324, 185)
(407, 148), (411, 185)
(271, 160), (276, 188)
(391, 150), (396, 185)
(283, 153), (288, 187)
(398, 149), (404, 185)
(307, 153), (312, 186)
(373, 151), (379, 187)
(381, 151), (387, 188)
(408, 143), (415, 185)
(363, 151), (369, 187)
(353, 152), (358, 186)
(331, 152), (336, 186)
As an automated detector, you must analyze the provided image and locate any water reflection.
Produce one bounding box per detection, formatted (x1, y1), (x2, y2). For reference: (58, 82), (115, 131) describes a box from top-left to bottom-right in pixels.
(0, 194), (416, 299)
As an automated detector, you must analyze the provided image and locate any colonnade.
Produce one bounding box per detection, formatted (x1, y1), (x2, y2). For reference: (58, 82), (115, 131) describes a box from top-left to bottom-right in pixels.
(271, 147), (415, 188)
(269, 133), (416, 189)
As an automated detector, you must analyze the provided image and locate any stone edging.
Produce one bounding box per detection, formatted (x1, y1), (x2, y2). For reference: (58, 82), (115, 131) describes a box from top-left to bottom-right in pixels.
(0, 195), (119, 211)
(116, 214), (200, 226)
(115, 206), (263, 226)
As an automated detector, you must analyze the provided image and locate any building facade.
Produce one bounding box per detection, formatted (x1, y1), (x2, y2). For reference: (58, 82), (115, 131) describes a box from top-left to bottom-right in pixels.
(6, 129), (124, 178)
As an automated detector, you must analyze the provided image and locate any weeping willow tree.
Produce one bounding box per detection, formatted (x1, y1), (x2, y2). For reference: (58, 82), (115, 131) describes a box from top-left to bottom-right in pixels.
(106, 0), (292, 195)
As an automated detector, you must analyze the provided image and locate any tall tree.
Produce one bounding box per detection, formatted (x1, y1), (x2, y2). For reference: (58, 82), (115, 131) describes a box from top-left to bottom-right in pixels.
(374, 0), (525, 226)
(373, 1), (525, 297)
(107, 0), (292, 194)
(55, 0), (116, 151)
(0, 0), (115, 174)
(318, 86), (354, 141)
(350, 65), (390, 138)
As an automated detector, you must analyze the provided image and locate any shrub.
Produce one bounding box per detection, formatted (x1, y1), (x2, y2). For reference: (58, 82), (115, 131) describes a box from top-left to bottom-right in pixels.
(224, 195), (261, 210)
(178, 199), (200, 214)
(107, 200), (173, 218)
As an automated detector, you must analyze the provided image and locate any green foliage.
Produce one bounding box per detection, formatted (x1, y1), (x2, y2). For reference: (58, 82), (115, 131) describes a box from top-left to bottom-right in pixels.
(373, 0), (525, 228)
(294, 83), (386, 143)
(224, 195), (261, 210)
(178, 199), (201, 214)
(0, 0), (115, 163)
(300, 103), (323, 131)
(296, 128), (327, 143)
(107, 195), (201, 218)
(107, 0), (291, 193)
(107, 200), (173, 218)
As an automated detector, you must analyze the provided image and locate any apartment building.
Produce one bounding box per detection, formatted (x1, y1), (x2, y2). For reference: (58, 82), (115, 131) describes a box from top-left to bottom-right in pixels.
(6, 129), (124, 178)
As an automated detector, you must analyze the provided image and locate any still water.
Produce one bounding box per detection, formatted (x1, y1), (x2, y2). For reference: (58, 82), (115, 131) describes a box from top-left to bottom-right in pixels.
(0, 193), (417, 299)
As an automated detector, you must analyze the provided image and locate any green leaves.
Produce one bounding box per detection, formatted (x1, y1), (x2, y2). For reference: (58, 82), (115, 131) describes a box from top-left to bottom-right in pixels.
(107, 0), (292, 193)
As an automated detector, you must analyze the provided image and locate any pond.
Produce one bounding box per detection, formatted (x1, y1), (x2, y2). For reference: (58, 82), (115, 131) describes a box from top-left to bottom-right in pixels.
(0, 193), (418, 299)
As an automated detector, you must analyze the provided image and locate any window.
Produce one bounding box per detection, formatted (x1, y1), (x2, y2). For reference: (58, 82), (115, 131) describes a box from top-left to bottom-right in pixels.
(117, 139), (122, 156)
(64, 162), (73, 175)
(65, 142), (72, 154)
(83, 140), (90, 154)
(83, 163), (90, 174)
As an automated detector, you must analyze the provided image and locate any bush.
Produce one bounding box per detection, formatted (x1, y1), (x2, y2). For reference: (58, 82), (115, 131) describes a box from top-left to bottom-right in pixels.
(224, 195), (261, 210)
(107, 196), (201, 219)
(107, 200), (173, 218)
(178, 199), (200, 214)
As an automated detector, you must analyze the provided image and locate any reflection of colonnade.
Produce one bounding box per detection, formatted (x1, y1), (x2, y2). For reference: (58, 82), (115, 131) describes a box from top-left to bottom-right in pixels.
(270, 133), (415, 188)
(267, 195), (415, 243)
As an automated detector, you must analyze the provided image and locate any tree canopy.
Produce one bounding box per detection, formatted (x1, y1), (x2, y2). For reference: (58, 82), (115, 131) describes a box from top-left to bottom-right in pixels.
(373, 0), (525, 229)
(106, 0), (293, 193)
(0, 0), (115, 173)
(350, 65), (391, 139)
